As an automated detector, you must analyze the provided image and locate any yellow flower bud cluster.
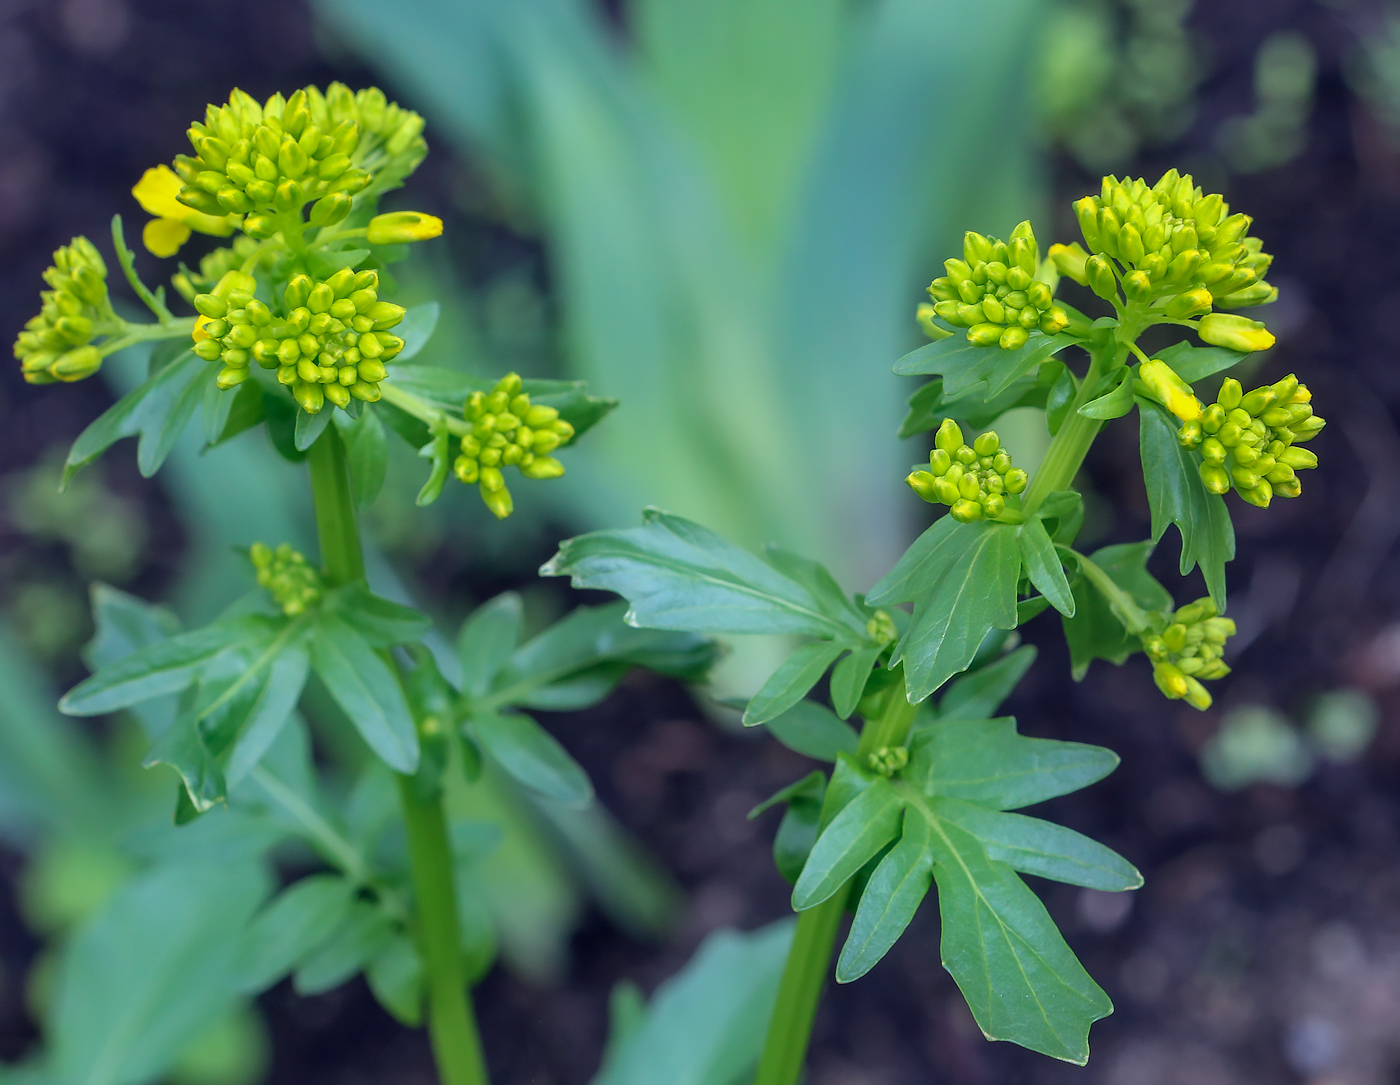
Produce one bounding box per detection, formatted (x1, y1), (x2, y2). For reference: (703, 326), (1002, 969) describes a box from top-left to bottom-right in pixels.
(1142, 597), (1236, 710)
(172, 84), (426, 237)
(906, 419), (1028, 523)
(13, 237), (116, 385)
(1060, 171), (1278, 320)
(454, 374), (576, 520)
(1177, 374), (1323, 508)
(192, 268), (406, 412)
(250, 542), (322, 616)
(925, 221), (1069, 349)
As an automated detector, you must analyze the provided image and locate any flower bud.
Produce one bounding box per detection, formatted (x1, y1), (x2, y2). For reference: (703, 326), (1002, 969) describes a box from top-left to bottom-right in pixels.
(366, 210), (444, 245)
(1049, 242), (1089, 285)
(1139, 359), (1202, 422)
(1165, 286), (1213, 319)
(1086, 254), (1117, 301)
(1198, 313), (1274, 352)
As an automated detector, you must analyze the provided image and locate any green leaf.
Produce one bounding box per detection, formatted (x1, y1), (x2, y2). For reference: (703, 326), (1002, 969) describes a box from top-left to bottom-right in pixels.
(762, 544), (866, 629)
(307, 247), (370, 276)
(791, 776), (904, 909)
(226, 642), (311, 785)
(485, 600), (717, 711)
(63, 348), (208, 487)
(1138, 398), (1235, 606)
(591, 921), (795, 1085)
(261, 392), (308, 463)
(469, 711), (594, 807)
(743, 640), (847, 726)
(909, 717), (1119, 810)
(770, 773), (826, 886)
(394, 301), (441, 362)
(1061, 541), (1171, 680)
(1017, 518), (1074, 617)
(932, 799), (1142, 891)
(763, 701), (858, 762)
(60, 615), (271, 717)
(205, 379), (265, 448)
(458, 592), (524, 699)
(879, 521), (1022, 703)
(234, 873), (357, 993)
(366, 932), (424, 1026)
(342, 406), (388, 509)
(324, 583), (432, 648)
(310, 615), (419, 773)
(1077, 368), (1135, 419)
(293, 405), (333, 452)
(293, 898), (393, 995)
(1155, 340), (1249, 383)
(51, 859), (271, 1085)
(937, 645), (1036, 722)
(835, 807), (933, 981)
(899, 370), (1051, 438)
(893, 330), (1074, 398)
(143, 700), (226, 815)
(542, 508), (864, 639)
(924, 809), (1111, 1063)
(830, 644), (884, 718)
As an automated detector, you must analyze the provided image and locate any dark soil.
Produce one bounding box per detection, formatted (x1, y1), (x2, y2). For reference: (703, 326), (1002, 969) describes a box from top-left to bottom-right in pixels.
(4, 1), (1400, 1084)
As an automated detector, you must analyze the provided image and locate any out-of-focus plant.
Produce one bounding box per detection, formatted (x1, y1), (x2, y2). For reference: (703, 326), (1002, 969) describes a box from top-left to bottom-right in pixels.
(318, 0), (1048, 585)
(547, 169), (1321, 1075)
(1216, 32), (1317, 174)
(1201, 688), (1378, 790)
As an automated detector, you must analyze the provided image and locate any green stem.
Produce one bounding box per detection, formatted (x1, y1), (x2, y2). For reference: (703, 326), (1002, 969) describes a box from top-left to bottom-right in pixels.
(380, 381), (473, 436)
(306, 426), (489, 1085)
(753, 670), (919, 1085)
(97, 318), (196, 360)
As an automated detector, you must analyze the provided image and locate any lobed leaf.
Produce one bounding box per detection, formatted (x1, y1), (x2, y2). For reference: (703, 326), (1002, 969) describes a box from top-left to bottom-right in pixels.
(835, 807), (934, 981)
(743, 640), (847, 726)
(1017, 518), (1075, 617)
(324, 583), (433, 648)
(469, 711), (594, 808)
(791, 776), (904, 910)
(310, 616), (419, 773)
(1155, 340), (1250, 383)
(762, 701), (858, 762)
(293, 898), (394, 995)
(457, 592), (524, 699)
(937, 645), (1037, 722)
(893, 331), (1075, 398)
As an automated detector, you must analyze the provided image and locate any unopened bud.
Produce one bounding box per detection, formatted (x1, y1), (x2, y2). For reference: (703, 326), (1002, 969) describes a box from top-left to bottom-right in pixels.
(1198, 313), (1275, 353)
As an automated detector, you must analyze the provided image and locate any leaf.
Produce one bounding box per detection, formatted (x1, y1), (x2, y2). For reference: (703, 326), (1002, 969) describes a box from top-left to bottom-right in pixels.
(226, 642), (311, 785)
(1061, 541), (1171, 680)
(908, 717), (1119, 810)
(394, 301), (441, 362)
(925, 809), (1112, 1064)
(307, 247), (370, 276)
(233, 874), (357, 993)
(879, 521), (1022, 703)
(458, 592), (524, 699)
(60, 615), (270, 717)
(324, 583), (433, 648)
(310, 615), (419, 773)
(1155, 340), (1249, 383)
(292, 898), (393, 995)
(893, 330), (1074, 398)
(772, 775), (826, 886)
(1017, 518), (1074, 617)
(763, 701), (858, 762)
(143, 703), (226, 815)
(542, 508), (865, 639)
(50, 859), (271, 1085)
(469, 711), (594, 808)
(791, 776), (904, 909)
(932, 799), (1142, 891)
(485, 600), (717, 710)
(63, 348), (208, 487)
(293, 405), (333, 452)
(830, 644), (884, 719)
(366, 932), (424, 1026)
(591, 921), (795, 1085)
(342, 406), (389, 509)
(865, 514), (964, 611)
(743, 640), (847, 726)
(899, 371), (1050, 438)
(937, 645), (1037, 722)
(1077, 368), (1135, 419)
(204, 379), (265, 448)
(1137, 398), (1235, 606)
(835, 807), (934, 981)
(762, 544), (866, 629)
(261, 392), (308, 463)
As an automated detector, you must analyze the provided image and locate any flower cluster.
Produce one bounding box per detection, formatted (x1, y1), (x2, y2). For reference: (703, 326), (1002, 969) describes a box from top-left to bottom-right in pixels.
(172, 85), (425, 243)
(1052, 171), (1277, 343)
(868, 745), (910, 777)
(925, 222), (1069, 349)
(1174, 373), (1323, 507)
(250, 542), (322, 616)
(192, 268), (406, 411)
(1142, 597), (1236, 710)
(454, 373), (576, 520)
(13, 238), (116, 384)
(906, 419), (1028, 523)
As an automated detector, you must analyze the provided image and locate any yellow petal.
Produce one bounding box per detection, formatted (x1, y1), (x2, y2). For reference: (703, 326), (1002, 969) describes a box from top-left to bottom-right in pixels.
(192, 313), (214, 342)
(142, 217), (191, 258)
(132, 165), (185, 219)
(185, 209), (240, 238)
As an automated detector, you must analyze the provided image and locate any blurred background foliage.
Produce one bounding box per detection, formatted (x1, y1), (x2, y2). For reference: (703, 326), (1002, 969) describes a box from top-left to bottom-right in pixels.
(2, 0), (1399, 1082)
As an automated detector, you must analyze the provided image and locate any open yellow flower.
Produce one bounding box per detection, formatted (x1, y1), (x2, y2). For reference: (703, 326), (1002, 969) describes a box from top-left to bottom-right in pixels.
(131, 166), (238, 257)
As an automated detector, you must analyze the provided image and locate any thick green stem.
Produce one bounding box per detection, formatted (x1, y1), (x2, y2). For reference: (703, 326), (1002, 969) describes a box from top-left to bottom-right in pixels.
(753, 671), (919, 1085)
(307, 427), (489, 1085)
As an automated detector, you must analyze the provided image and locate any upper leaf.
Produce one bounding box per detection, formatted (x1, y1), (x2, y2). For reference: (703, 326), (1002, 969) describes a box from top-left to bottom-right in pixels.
(542, 509), (867, 640)
(762, 701), (859, 763)
(323, 583), (433, 648)
(310, 615), (419, 774)
(1061, 541), (1171, 680)
(1137, 398), (1235, 607)
(907, 717), (1118, 810)
(893, 331), (1076, 398)
(936, 645), (1037, 722)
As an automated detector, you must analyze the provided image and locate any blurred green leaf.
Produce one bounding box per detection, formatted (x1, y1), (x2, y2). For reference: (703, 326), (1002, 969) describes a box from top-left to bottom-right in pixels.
(468, 712), (593, 808)
(309, 616), (419, 774)
(234, 874), (356, 994)
(292, 899), (393, 995)
(762, 700), (858, 763)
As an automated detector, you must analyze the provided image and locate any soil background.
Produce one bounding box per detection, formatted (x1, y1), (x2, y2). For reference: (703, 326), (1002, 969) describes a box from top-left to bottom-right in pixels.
(3, 2), (1400, 1084)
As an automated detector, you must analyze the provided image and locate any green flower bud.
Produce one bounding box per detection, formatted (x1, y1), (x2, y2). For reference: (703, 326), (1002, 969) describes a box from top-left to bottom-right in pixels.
(250, 542), (324, 616)
(1086, 254), (1117, 301)
(1139, 359), (1203, 422)
(1048, 242), (1089, 285)
(1199, 313), (1275, 353)
(867, 745), (909, 777)
(366, 210), (444, 245)
(14, 236), (117, 384)
(935, 418), (964, 454)
(999, 326), (1029, 350)
(1165, 286), (1213, 319)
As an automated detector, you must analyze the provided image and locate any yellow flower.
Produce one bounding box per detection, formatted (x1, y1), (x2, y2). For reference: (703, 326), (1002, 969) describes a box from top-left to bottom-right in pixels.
(131, 166), (238, 257)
